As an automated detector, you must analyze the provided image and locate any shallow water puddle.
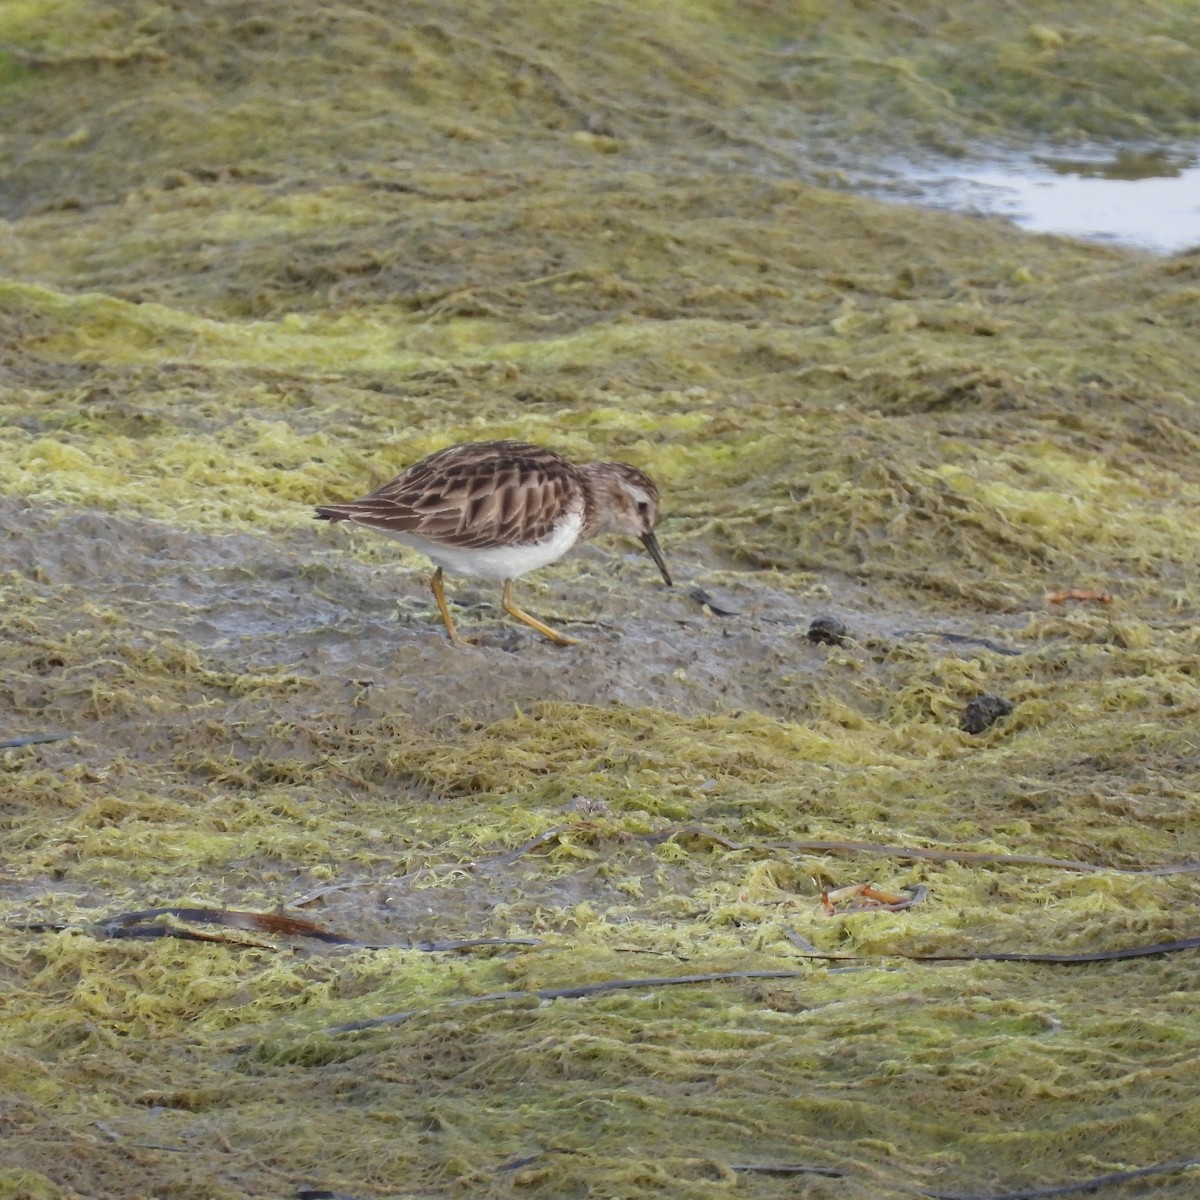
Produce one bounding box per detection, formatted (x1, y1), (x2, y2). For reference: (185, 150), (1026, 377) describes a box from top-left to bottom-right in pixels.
(881, 148), (1200, 253)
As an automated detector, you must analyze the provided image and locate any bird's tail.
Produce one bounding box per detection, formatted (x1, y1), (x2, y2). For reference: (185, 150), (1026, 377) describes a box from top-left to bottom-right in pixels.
(314, 505), (354, 523)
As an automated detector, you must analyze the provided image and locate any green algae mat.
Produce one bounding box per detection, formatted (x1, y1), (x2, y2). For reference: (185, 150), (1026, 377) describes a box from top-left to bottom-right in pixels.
(2, 2), (1200, 1197)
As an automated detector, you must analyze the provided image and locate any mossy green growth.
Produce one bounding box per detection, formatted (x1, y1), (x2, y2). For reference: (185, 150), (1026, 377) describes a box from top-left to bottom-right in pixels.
(2, 1), (1200, 1198)
(0, 0), (91, 48)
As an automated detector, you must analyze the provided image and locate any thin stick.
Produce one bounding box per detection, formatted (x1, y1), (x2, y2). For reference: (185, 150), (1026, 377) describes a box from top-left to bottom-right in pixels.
(922, 1155), (1200, 1200)
(487, 825), (573, 866)
(0, 732), (73, 749)
(730, 1162), (845, 1177)
(873, 936), (1200, 966)
(16, 909), (541, 955)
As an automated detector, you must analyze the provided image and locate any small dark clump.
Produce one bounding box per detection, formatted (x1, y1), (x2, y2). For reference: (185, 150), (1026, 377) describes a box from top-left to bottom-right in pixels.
(807, 615), (848, 646)
(961, 694), (1014, 734)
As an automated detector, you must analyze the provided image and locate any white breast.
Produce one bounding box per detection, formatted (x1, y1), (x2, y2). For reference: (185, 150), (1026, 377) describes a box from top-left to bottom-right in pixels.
(381, 508), (585, 582)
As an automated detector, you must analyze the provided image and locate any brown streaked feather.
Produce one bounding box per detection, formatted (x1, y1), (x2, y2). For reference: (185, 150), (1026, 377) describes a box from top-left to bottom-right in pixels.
(314, 441), (580, 549)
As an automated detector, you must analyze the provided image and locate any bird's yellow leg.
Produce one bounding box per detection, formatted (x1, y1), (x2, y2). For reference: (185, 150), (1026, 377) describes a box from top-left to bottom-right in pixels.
(430, 568), (467, 645)
(502, 580), (580, 646)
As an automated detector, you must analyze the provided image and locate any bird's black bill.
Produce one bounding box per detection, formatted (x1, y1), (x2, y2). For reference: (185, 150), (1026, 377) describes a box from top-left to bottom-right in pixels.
(641, 531), (672, 587)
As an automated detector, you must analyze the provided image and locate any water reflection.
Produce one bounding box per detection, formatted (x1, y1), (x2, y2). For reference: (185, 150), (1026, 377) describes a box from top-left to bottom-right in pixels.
(1035, 149), (1190, 181)
(880, 148), (1200, 254)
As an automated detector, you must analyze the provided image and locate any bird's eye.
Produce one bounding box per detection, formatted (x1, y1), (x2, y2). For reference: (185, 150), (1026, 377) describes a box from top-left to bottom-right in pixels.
(637, 501), (650, 516)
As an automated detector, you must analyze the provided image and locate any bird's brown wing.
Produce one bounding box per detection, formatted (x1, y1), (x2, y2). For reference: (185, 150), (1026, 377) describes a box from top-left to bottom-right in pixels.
(314, 441), (578, 548)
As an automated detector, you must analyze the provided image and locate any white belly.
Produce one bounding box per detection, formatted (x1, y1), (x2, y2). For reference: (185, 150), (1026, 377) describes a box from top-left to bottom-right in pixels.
(382, 509), (584, 582)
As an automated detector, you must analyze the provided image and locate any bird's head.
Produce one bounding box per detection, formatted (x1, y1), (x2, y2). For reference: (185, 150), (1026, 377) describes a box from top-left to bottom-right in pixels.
(583, 461), (672, 586)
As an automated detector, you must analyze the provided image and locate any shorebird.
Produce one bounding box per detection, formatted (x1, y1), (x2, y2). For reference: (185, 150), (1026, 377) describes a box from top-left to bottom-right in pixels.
(315, 440), (671, 645)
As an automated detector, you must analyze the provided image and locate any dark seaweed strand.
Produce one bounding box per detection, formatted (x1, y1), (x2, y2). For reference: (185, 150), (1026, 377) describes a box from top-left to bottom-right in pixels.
(792, 936), (1200, 965)
(921, 1154), (1200, 1200)
(0, 732), (73, 748)
(494, 1151), (1200, 1196)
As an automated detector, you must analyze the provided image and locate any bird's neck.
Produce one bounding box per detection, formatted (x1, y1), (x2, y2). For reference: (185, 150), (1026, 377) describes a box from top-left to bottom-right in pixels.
(576, 464), (614, 540)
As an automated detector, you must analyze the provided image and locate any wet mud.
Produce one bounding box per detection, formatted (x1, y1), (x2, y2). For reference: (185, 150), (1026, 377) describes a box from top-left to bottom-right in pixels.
(2, 3), (1200, 1199)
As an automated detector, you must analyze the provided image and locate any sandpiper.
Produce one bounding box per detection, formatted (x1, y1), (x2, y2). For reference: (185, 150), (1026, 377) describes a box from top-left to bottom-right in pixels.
(315, 440), (671, 645)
